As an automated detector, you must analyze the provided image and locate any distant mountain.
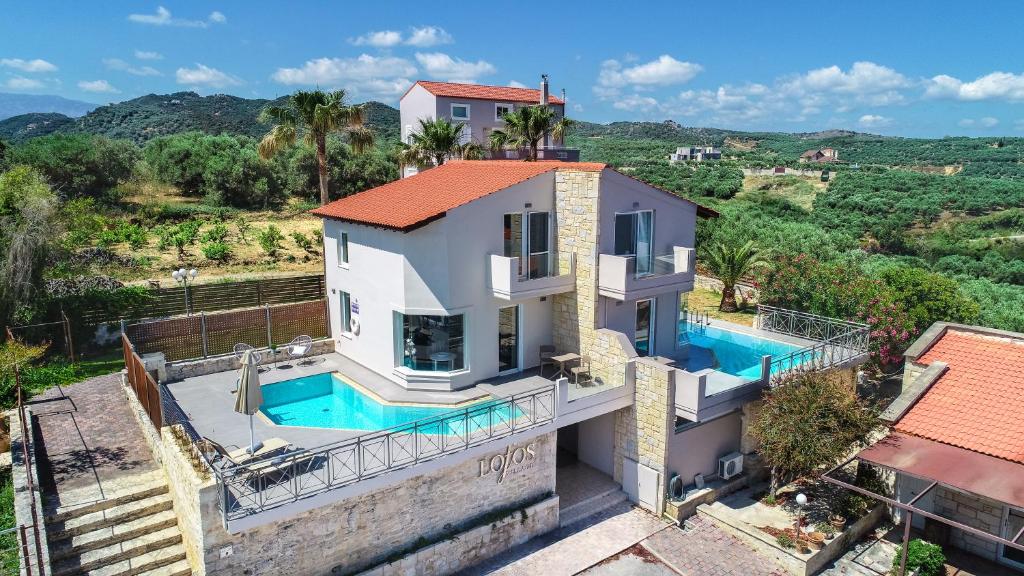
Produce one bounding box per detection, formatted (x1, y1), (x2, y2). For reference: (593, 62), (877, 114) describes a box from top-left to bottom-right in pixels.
(0, 93), (97, 120)
(0, 91), (401, 145)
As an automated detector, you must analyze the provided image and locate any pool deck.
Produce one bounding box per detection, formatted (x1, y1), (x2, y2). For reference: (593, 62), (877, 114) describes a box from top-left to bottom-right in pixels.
(165, 352), (559, 452)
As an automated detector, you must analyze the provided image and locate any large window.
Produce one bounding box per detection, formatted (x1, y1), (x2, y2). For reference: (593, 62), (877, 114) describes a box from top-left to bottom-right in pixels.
(400, 314), (465, 372)
(495, 104), (512, 121)
(451, 103), (470, 120)
(614, 211), (653, 275)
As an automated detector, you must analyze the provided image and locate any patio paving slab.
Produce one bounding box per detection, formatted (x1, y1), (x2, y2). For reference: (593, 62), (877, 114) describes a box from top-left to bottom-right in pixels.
(642, 516), (788, 576)
(30, 373), (161, 511)
(464, 501), (669, 576)
(579, 544), (679, 576)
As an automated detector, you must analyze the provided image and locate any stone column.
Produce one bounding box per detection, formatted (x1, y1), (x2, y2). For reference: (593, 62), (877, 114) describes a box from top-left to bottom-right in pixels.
(551, 169), (601, 357)
(614, 359), (675, 514)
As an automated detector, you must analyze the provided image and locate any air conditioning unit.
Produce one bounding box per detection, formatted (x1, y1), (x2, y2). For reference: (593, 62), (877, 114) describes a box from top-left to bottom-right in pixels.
(718, 452), (744, 480)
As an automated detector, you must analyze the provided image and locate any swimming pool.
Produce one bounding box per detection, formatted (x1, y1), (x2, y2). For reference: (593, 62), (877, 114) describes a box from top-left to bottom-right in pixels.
(259, 372), (507, 432)
(679, 323), (804, 380)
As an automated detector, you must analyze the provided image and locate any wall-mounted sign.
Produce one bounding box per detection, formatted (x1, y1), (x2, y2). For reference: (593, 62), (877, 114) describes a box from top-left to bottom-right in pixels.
(350, 298), (359, 315)
(478, 442), (537, 484)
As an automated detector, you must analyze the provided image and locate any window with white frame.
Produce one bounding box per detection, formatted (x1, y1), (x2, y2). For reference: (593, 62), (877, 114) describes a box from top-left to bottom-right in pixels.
(337, 232), (349, 266)
(339, 290), (352, 333)
(399, 313), (465, 372)
(451, 103), (470, 120)
(495, 104), (512, 121)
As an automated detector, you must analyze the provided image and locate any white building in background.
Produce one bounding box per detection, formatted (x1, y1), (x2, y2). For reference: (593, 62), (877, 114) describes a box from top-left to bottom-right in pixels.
(399, 76), (579, 177)
(669, 146), (722, 163)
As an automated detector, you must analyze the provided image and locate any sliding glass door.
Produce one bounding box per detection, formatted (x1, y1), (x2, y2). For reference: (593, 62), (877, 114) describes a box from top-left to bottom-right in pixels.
(503, 213), (523, 276)
(527, 212), (550, 279)
(614, 211), (654, 276)
(635, 298), (655, 357)
(498, 305), (520, 373)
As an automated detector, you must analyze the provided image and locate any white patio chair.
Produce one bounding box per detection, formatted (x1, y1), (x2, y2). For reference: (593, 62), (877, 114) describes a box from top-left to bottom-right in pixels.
(285, 335), (313, 364)
(233, 343), (263, 364)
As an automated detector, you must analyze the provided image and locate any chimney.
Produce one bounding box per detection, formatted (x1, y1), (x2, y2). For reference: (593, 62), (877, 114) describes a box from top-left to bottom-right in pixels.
(541, 74), (551, 148)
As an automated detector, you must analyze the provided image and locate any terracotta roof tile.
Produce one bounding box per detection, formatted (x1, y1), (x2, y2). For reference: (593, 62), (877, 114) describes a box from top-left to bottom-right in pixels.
(895, 330), (1024, 464)
(309, 161), (604, 231)
(407, 81), (565, 104)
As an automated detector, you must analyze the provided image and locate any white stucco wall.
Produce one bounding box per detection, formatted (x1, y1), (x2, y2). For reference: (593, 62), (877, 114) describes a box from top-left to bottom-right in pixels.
(577, 411), (616, 476)
(666, 411), (742, 486)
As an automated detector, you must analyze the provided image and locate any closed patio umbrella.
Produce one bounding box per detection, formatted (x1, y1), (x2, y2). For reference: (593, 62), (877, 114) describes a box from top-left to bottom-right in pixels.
(234, 349), (264, 454)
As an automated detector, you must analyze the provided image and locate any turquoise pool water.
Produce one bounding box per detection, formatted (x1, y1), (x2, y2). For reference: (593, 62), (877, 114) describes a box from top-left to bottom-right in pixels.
(679, 323), (803, 380)
(259, 372), (508, 432)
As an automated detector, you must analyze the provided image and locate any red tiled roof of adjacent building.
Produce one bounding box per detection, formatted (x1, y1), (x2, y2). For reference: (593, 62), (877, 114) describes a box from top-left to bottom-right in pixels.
(310, 161), (604, 231)
(405, 80), (565, 104)
(895, 329), (1024, 464)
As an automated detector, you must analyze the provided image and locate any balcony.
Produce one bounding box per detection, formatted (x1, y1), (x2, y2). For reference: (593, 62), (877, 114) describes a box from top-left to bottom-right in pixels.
(598, 247), (695, 301)
(488, 147), (581, 162)
(488, 252), (576, 300)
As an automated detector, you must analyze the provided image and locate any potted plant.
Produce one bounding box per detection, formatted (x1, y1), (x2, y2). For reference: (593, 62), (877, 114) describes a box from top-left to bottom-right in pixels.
(815, 522), (837, 541)
(794, 538), (810, 554)
(829, 514), (847, 531)
(807, 531), (826, 549)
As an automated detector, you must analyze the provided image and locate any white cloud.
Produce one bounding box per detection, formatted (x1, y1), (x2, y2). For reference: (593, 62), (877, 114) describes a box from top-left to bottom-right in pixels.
(104, 58), (162, 76)
(414, 52), (495, 82)
(405, 26), (453, 47)
(858, 114), (891, 128)
(78, 79), (120, 93)
(134, 50), (163, 60)
(350, 30), (403, 47)
(0, 58), (57, 73)
(508, 80), (527, 88)
(176, 63), (241, 87)
(925, 72), (1024, 102)
(959, 117), (999, 128)
(3, 76), (44, 90)
(958, 118), (975, 127)
(612, 94), (660, 112)
(271, 55), (416, 99)
(598, 55), (702, 89)
(128, 6), (225, 28)
(783, 61), (909, 95)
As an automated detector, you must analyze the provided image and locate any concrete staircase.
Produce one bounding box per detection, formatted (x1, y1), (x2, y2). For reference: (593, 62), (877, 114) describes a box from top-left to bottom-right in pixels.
(559, 487), (630, 527)
(46, 474), (191, 576)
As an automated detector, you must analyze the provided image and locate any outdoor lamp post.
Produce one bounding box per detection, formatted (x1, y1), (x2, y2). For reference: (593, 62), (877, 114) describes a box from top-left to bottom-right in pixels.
(172, 268), (199, 316)
(795, 492), (808, 538)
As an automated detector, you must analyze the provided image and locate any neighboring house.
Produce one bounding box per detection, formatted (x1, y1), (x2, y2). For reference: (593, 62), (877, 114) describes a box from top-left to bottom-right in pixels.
(669, 146), (721, 163)
(857, 323), (1024, 571)
(312, 160), (709, 392)
(399, 77), (577, 176)
(798, 147), (838, 163)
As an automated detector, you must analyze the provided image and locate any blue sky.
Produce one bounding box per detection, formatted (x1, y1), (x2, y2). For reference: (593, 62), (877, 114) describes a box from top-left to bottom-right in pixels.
(3, 1), (1024, 137)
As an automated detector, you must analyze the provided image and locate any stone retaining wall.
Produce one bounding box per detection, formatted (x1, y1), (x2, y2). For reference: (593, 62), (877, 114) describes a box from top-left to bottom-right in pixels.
(933, 486), (1005, 561)
(353, 495), (559, 576)
(9, 406), (51, 576)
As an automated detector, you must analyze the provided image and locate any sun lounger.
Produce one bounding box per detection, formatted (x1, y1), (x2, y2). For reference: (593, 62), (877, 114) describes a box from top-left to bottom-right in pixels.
(204, 436), (290, 467)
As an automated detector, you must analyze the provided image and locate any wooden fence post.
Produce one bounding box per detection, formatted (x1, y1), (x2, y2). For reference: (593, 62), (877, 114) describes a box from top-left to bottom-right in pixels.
(265, 304), (273, 348)
(61, 309), (75, 363)
(200, 313), (209, 358)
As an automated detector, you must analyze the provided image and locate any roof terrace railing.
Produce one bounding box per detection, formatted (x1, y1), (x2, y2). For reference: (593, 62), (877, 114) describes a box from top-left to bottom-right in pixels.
(755, 305), (870, 381)
(191, 384), (557, 522)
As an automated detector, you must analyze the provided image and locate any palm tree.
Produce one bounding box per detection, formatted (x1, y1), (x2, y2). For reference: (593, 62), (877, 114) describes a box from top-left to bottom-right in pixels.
(488, 106), (574, 161)
(258, 89), (374, 206)
(397, 117), (484, 170)
(703, 240), (765, 312)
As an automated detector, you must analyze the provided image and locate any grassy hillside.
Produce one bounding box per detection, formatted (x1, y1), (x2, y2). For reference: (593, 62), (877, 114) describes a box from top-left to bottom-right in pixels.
(0, 92), (401, 145)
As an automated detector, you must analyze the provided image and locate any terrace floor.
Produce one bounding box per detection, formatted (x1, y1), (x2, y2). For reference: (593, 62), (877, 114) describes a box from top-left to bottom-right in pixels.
(164, 352), (561, 453)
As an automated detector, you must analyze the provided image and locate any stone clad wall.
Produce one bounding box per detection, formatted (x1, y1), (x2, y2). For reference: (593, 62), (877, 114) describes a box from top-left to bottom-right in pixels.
(552, 169), (601, 357)
(614, 359), (676, 513)
(932, 486), (1005, 561)
(197, 432), (557, 576)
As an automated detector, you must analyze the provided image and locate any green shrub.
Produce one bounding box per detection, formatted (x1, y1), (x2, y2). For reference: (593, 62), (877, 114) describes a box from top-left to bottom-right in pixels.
(290, 231), (313, 252)
(235, 217), (252, 244)
(201, 242), (231, 262)
(892, 539), (945, 576)
(776, 534), (794, 549)
(258, 225), (285, 257)
(201, 223), (229, 243)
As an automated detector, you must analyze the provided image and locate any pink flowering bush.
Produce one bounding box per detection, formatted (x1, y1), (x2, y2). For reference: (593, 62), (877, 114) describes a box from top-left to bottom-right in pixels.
(756, 255), (917, 368)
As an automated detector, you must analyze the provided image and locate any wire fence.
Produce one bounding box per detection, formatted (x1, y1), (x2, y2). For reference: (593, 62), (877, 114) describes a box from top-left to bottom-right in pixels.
(124, 300), (329, 362)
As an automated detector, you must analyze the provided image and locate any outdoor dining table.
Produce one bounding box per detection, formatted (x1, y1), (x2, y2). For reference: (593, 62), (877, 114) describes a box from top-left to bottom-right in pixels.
(550, 352), (581, 380)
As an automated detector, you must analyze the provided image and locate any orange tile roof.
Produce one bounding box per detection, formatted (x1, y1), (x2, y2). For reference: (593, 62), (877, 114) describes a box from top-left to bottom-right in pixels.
(895, 329), (1024, 464)
(406, 80), (565, 105)
(310, 161), (604, 231)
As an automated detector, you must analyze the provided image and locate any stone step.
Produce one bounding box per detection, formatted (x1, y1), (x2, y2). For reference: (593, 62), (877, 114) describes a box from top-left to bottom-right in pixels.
(48, 494), (175, 541)
(52, 527), (183, 576)
(50, 510), (179, 562)
(559, 488), (630, 527)
(77, 543), (188, 576)
(46, 480), (169, 524)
